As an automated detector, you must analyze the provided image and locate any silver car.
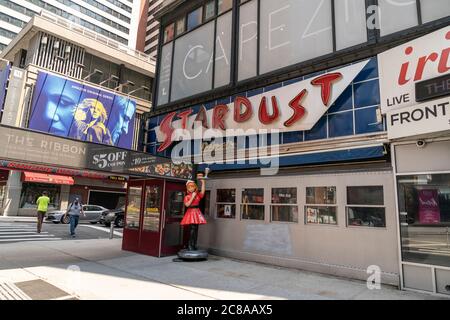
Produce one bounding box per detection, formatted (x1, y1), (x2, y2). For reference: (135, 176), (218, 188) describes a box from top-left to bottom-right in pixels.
(46, 205), (110, 224)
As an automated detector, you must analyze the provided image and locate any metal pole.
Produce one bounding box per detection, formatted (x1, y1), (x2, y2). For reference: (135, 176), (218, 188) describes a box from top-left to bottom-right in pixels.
(109, 222), (114, 239)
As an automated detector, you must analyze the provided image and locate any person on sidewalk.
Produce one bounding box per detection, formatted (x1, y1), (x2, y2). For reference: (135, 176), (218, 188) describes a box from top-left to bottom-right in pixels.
(36, 191), (50, 234)
(181, 174), (207, 251)
(64, 198), (85, 238)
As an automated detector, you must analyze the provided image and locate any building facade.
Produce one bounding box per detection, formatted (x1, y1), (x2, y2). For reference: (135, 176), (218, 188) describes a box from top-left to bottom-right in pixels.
(0, 0), (143, 51)
(146, 0), (450, 293)
(143, 0), (164, 58)
(0, 11), (156, 217)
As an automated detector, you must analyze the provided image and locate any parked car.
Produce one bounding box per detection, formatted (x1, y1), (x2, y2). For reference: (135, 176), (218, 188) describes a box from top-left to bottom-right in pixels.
(46, 205), (110, 224)
(101, 207), (125, 228)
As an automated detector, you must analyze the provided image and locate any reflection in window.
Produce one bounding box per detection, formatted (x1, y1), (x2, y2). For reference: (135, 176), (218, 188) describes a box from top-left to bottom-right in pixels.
(306, 187), (337, 225)
(271, 188), (298, 222)
(205, 0), (216, 20)
(176, 16), (186, 35)
(398, 174), (450, 267)
(19, 183), (60, 210)
(217, 189), (236, 218)
(346, 186), (385, 228)
(187, 7), (203, 31)
(143, 185), (160, 232)
(218, 0), (233, 14)
(126, 186), (142, 229)
(164, 23), (174, 43)
(241, 188), (264, 220)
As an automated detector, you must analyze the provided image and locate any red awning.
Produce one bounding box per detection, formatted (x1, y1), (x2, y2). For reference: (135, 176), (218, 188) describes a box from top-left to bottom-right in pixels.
(23, 172), (74, 185)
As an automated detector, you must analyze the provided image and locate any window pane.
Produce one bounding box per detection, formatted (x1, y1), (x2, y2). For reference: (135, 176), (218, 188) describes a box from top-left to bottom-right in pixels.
(306, 206), (337, 225)
(334, 0), (367, 50)
(347, 186), (384, 205)
(214, 11), (232, 88)
(241, 204), (264, 220)
(272, 188), (297, 204)
(217, 204), (236, 218)
(420, 0), (450, 23)
(171, 21), (214, 101)
(205, 0), (216, 20)
(176, 17), (186, 35)
(242, 188), (264, 204)
(306, 187), (336, 204)
(378, 0), (418, 37)
(203, 190), (211, 216)
(347, 207), (386, 228)
(397, 174), (450, 267)
(20, 183), (60, 210)
(143, 185), (160, 232)
(218, 0), (233, 13)
(126, 186), (142, 229)
(260, 0), (333, 74)
(187, 7), (203, 31)
(271, 205), (298, 222)
(157, 42), (173, 106)
(164, 23), (174, 43)
(238, 0), (258, 81)
(217, 189), (236, 202)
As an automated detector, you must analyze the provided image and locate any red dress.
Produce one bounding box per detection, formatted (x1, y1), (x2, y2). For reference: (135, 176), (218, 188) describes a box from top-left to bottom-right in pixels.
(181, 192), (207, 226)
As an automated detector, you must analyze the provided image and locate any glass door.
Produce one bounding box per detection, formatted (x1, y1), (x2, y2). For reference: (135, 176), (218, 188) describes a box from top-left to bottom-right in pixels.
(161, 182), (187, 256)
(122, 181), (144, 253)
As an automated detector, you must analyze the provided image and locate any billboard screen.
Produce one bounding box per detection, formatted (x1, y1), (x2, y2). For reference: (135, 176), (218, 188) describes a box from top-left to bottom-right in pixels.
(28, 71), (137, 149)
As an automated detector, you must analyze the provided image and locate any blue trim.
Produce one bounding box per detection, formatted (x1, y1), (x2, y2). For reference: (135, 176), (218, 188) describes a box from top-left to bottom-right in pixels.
(198, 146), (385, 172)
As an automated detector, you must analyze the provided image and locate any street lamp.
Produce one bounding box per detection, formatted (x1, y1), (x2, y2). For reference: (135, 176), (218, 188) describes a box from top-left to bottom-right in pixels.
(83, 68), (103, 81)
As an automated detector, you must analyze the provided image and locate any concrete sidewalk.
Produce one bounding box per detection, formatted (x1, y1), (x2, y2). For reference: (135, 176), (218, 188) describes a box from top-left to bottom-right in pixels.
(0, 238), (445, 300)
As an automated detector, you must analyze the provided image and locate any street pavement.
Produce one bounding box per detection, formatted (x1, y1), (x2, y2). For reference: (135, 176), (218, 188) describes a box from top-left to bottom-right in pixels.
(0, 218), (447, 300)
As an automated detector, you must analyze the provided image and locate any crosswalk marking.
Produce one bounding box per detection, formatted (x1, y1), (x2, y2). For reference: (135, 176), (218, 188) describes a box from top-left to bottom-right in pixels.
(0, 223), (60, 243)
(0, 282), (32, 300)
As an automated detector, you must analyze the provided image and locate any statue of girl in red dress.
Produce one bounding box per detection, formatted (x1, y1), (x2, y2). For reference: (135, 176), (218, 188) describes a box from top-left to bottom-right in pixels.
(181, 174), (206, 251)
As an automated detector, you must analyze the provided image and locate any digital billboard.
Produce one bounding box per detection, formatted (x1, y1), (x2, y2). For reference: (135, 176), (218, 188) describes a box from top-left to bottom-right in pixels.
(28, 71), (137, 149)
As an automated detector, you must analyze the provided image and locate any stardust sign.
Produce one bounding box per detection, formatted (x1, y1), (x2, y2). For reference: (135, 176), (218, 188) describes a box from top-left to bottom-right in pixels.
(155, 60), (369, 151)
(378, 25), (450, 113)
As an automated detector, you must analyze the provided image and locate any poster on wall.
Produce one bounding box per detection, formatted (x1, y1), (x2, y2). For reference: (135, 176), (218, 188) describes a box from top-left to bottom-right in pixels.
(28, 71), (137, 149)
(418, 189), (441, 224)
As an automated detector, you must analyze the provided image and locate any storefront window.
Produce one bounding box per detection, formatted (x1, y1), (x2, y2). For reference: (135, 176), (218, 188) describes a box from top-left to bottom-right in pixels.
(19, 183), (60, 210)
(398, 174), (450, 267)
(271, 188), (298, 222)
(305, 187), (337, 225)
(126, 186), (142, 229)
(143, 185), (161, 232)
(346, 186), (385, 228)
(216, 189), (236, 218)
(241, 188), (264, 220)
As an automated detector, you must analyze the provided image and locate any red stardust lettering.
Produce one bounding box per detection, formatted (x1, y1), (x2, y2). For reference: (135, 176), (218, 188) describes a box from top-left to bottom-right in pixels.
(234, 96), (253, 123)
(258, 96), (280, 125)
(213, 104), (229, 130)
(311, 73), (342, 106)
(177, 109), (193, 129)
(157, 111), (177, 152)
(193, 105), (209, 129)
(284, 89), (307, 127)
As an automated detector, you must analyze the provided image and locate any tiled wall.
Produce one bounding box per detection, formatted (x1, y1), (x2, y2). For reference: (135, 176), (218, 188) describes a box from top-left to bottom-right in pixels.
(147, 57), (385, 158)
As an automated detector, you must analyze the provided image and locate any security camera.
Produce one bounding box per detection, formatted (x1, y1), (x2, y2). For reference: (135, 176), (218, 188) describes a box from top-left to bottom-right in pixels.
(416, 140), (426, 148)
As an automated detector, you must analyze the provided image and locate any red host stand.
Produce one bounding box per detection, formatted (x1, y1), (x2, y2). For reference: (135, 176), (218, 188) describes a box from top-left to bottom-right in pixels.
(122, 173), (192, 257)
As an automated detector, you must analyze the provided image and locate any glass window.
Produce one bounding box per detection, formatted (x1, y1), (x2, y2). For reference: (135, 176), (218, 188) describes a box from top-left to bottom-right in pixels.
(259, 0), (333, 75)
(126, 186), (142, 229)
(398, 174), (450, 267)
(164, 23), (175, 43)
(241, 188), (264, 220)
(420, 0), (450, 23)
(346, 186), (385, 228)
(305, 187), (337, 225)
(157, 42), (173, 106)
(187, 7), (203, 31)
(218, 0), (233, 13)
(217, 189), (236, 219)
(334, 0), (367, 50)
(214, 11), (232, 88)
(378, 0), (419, 37)
(205, 0), (216, 20)
(143, 185), (161, 232)
(176, 16), (186, 35)
(19, 183), (60, 210)
(347, 186), (384, 205)
(238, 0), (258, 81)
(271, 188), (298, 222)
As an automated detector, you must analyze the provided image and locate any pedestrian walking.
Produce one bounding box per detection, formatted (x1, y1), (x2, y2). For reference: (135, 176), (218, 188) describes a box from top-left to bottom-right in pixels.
(64, 198), (85, 238)
(36, 191), (50, 233)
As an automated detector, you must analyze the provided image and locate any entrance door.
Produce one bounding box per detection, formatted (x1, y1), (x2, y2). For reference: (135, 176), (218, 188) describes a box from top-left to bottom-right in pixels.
(160, 182), (187, 256)
(122, 181), (144, 253)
